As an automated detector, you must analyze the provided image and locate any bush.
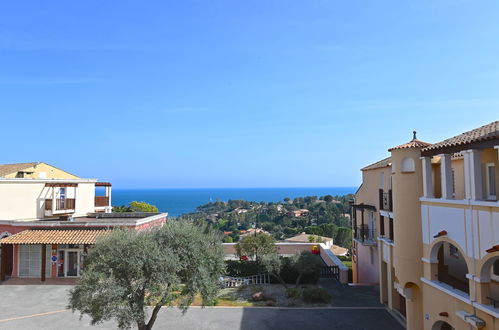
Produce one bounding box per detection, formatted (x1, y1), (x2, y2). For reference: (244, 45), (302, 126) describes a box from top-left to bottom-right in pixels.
(285, 287), (301, 300)
(302, 287), (331, 303)
(225, 260), (260, 277)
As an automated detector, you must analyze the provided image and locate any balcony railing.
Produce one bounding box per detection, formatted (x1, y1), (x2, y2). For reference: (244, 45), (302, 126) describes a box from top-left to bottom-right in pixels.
(95, 196), (110, 207)
(379, 189), (393, 212)
(354, 225), (376, 245)
(45, 198), (75, 211)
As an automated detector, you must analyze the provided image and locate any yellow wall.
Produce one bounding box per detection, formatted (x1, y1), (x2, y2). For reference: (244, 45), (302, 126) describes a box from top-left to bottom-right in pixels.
(3, 163), (79, 180)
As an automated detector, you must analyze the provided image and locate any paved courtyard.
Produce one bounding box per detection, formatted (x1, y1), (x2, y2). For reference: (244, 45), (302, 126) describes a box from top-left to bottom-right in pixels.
(0, 284), (403, 330)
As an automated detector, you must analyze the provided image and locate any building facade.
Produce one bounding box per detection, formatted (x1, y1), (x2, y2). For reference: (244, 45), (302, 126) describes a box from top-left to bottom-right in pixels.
(353, 121), (499, 330)
(0, 162), (167, 282)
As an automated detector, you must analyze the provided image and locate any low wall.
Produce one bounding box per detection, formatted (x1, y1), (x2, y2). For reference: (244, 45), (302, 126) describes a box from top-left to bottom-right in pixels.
(222, 242), (349, 284)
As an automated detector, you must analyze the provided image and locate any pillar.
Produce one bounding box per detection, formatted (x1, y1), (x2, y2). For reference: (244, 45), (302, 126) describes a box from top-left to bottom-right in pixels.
(439, 154), (453, 199)
(0, 244), (6, 281)
(41, 244), (46, 281)
(463, 150), (483, 200)
(421, 157), (433, 198)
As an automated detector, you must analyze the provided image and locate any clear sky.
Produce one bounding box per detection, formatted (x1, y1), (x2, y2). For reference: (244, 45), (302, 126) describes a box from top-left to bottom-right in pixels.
(0, 1), (498, 188)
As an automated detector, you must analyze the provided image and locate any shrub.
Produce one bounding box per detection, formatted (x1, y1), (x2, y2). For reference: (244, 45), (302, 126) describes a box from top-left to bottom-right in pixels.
(302, 287), (331, 303)
(285, 287), (301, 300)
(225, 260), (260, 277)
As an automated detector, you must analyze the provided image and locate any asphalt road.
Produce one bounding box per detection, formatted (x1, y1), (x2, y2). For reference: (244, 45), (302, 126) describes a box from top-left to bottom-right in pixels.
(0, 285), (403, 330)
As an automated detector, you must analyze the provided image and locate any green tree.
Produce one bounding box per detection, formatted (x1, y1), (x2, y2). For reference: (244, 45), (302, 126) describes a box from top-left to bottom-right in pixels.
(68, 221), (225, 330)
(112, 201), (159, 213)
(291, 251), (323, 287)
(260, 253), (287, 288)
(129, 201), (159, 212)
(235, 233), (276, 263)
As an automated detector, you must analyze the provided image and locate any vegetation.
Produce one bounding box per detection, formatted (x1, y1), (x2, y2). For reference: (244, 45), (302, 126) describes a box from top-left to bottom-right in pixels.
(235, 233), (277, 262)
(112, 201), (159, 213)
(289, 251), (323, 288)
(180, 194), (354, 249)
(68, 221), (225, 330)
(302, 287), (331, 303)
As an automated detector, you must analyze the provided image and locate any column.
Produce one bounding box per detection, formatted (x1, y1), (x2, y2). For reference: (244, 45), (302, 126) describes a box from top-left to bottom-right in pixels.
(463, 150), (483, 200)
(0, 244), (6, 281)
(439, 154), (453, 199)
(421, 157), (433, 198)
(41, 244), (46, 282)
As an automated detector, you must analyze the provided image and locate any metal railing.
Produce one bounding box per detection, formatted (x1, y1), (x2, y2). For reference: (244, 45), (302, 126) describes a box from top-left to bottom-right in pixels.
(355, 226), (377, 244)
(379, 189), (393, 211)
(219, 273), (271, 288)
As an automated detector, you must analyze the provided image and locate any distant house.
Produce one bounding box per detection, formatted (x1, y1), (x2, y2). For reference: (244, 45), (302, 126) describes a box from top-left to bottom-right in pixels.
(287, 209), (310, 217)
(239, 228), (270, 238)
(284, 232), (348, 256)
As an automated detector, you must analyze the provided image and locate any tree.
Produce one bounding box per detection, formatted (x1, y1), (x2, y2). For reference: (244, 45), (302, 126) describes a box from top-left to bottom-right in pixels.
(260, 253), (287, 288)
(68, 221), (225, 330)
(235, 233), (276, 263)
(112, 201), (159, 213)
(291, 251), (323, 288)
(129, 201), (159, 212)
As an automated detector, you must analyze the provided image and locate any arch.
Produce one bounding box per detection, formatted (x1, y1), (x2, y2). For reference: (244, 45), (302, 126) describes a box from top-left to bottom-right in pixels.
(432, 320), (455, 330)
(401, 157), (415, 173)
(429, 239), (470, 294)
(479, 251), (499, 282)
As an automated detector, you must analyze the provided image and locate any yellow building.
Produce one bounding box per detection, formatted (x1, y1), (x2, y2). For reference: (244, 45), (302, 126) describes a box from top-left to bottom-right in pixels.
(353, 121), (499, 330)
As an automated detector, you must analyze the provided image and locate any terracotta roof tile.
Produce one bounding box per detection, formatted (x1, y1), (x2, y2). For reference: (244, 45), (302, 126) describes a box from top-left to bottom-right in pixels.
(388, 139), (433, 152)
(0, 230), (109, 245)
(361, 157), (391, 171)
(422, 120), (499, 153)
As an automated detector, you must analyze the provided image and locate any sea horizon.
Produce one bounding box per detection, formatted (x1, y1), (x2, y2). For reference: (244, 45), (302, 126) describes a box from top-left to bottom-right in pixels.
(111, 187), (357, 217)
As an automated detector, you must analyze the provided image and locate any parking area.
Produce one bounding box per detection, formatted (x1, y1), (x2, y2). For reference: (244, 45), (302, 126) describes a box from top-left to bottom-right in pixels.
(0, 285), (403, 330)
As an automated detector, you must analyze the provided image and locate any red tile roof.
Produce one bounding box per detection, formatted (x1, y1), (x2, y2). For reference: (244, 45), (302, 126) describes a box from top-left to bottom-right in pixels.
(422, 120), (499, 154)
(361, 157), (391, 171)
(388, 131), (432, 151)
(0, 230), (109, 245)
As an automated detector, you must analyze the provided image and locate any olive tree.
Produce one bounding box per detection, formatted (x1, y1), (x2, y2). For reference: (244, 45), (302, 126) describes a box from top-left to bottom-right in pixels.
(68, 221), (225, 330)
(235, 232), (276, 263)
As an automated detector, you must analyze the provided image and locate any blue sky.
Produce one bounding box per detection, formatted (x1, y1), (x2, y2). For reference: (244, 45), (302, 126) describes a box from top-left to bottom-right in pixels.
(0, 1), (498, 188)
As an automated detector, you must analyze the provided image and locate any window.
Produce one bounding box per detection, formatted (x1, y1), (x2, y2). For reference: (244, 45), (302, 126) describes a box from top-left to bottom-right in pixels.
(19, 245), (51, 278)
(486, 164), (496, 200)
(452, 168), (456, 198)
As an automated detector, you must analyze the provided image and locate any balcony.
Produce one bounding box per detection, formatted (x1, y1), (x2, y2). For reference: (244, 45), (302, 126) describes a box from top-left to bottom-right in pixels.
(354, 225), (377, 246)
(94, 196), (110, 207)
(44, 198), (75, 216)
(379, 189), (393, 212)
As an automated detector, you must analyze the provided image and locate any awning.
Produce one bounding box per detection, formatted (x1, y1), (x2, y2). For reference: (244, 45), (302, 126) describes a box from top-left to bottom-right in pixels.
(95, 182), (112, 187)
(0, 230), (109, 245)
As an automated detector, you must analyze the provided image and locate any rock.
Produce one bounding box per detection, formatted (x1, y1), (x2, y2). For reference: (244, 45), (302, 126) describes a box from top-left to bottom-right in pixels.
(252, 292), (265, 301)
(265, 300), (276, 306)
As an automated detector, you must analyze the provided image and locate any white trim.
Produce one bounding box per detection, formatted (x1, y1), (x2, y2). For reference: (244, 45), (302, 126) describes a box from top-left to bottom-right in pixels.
(469, 200), (499, 207)
(465, 273), (488, 283)
(421, 257), (437, 264)
(378, 237), (394, 246)
(420, 277), (472, 304)
(420, 197), (470, 205)
(379, 210), (393, 218)
(473, 301), (499, 319)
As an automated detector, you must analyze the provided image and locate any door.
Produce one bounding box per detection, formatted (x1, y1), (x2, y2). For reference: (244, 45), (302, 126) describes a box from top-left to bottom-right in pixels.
(65, 251), (79, 277)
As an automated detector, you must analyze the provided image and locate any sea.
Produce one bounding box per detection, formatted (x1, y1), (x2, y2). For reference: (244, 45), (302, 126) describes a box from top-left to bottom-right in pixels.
(111, 187), (357, 217)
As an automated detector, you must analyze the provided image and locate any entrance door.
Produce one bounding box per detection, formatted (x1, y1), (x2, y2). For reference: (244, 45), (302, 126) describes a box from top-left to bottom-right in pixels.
(65, 251), (79, 277)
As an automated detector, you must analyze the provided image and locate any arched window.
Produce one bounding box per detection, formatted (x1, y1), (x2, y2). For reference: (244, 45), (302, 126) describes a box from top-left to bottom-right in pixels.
(400, 157), (415, 173)
(436, 242), (469, 294)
